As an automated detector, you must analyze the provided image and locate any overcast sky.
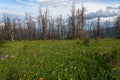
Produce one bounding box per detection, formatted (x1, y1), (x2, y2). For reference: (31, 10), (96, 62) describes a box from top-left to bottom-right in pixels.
(0, 0), (120, 19)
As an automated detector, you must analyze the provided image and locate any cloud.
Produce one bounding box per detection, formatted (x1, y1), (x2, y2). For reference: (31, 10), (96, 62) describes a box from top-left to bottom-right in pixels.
(85, 0), (120, 3)
(85, 9), (118, 19)
(30, 0), (73, 7)
(106, 6), (120, 10)
(0, 3), (35, 18)
(0, 0), (119, 20)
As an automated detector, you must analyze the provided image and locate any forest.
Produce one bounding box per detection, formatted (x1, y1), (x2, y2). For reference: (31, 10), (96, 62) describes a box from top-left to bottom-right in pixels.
(0, 3), (120, 41)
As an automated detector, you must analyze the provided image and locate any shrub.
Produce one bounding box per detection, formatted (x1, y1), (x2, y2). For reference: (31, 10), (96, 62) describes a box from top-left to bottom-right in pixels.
(83, 38), (90, 45)
(116, 36), (120, 39)
(94, 38), (100, 43)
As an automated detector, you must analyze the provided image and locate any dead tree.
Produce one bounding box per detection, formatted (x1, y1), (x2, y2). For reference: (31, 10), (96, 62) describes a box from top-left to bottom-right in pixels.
(96, 17), (100, 38)
(42, 15), (47, 40)
(51, 18), (54, 40)
(76, 9), (81, 39)
(0, 22), (5, 40)
(79, 2), (85, 38)
(56, 17), (60, 39)
(38, 8), (49, 40)
(55, 15), (64, 39)
(2, 14), (17, 41)
(68, 1), (85, 39)
(16, 20), (25, 40)
(25, 14), (36, 40)
(115, 15), (120, 36)
(86, 21), (93, 38)
(70, 2), (76, 39)
(37, 8), (43, 39)
(48, 16), (54, 39)
(59, 15), (64, 39)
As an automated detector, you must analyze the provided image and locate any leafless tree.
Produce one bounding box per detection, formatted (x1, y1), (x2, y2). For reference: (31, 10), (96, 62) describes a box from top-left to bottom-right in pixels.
(80, 3), (85, 38)
(2, 14), (17, 41)
(38, 8), (49, 40)
(56, 17), (60, 39)
(115, 15), (120, 36)
(48, 16), (55, 39)
(68, 1), (85, 39)
(25, 13), (36, 40)
(16, 20), (25, 40)
(96, 17), (100, 38)
(0, 3), (119, 41)
(85, 21), (93, 38)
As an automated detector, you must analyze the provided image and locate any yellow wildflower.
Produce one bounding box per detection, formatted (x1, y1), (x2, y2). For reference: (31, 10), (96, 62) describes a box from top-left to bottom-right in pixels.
(60, 64), (64, 67)
(112, 68), (116, 71)
(83, 69), (86, 72)
(24, 74), (26, 77)
(28, 78), (30, 80)
(40, 77), (44, 80)
(103, 70), (105, 73)
(19, 78), (22, 80)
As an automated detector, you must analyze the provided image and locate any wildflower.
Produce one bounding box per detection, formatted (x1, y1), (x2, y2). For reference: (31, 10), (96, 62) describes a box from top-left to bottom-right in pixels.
(40, 77), (44, 80)
(36, 73), (38, 76)
(112, 68), (116, 71)
(28, 78), (30, 80)
(19, 78), (22, 80)
(103, 70), (105, 73)
(83, 69), (86, 72)
(24, 74), (26, 77)
(74, 67), (77, 70)
(6, 55), (9, 58)
(11, 55), (15, 58)
(60, 64), (64, 67)
(71, 66), (73, 69)
(65, 68), (68, 72)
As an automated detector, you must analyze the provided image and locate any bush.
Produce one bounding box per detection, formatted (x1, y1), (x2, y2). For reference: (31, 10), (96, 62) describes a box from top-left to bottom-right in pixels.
(0, 41), (6, 47)
(95, 38), (100, 43)
(116, 36), (120, 39)
(83, 38), (90, 45)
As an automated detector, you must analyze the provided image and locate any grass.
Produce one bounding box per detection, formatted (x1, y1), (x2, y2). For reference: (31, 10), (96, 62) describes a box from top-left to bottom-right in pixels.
(0, 39), (120, 80)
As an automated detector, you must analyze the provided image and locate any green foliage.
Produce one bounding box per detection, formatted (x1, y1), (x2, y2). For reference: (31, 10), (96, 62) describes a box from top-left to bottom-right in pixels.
(6, 68), (19, 80)
(94, 38), (100, 44)
(116, 36), (120, 39)
(0, 39), (120, 80)
(0, 41), (6, 47)
(83, 38), (90, 45)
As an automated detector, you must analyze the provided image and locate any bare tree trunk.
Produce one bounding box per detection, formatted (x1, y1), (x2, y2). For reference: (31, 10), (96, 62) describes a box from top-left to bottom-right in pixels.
(2, 14), (17, 41)
(97, 17), (100, 38)
(115, 15), (120, 37)
(71, 2), (76, 39)
(80, 3), (85, 38)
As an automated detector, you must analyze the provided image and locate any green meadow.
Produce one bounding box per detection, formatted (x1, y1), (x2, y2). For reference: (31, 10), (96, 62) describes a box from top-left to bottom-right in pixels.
(0, 39), (120, 80)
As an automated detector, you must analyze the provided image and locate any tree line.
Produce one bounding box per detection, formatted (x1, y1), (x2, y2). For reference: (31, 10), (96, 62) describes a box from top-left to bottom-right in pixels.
(0, 4), (120, 41)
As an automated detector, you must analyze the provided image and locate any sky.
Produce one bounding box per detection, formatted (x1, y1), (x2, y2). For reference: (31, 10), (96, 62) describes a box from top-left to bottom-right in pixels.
(0, 0), (120, 20)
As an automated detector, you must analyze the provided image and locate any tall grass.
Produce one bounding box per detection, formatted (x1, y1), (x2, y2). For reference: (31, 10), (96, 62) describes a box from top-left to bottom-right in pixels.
(0, 39), (120, 80)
